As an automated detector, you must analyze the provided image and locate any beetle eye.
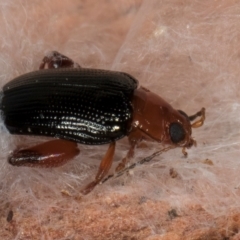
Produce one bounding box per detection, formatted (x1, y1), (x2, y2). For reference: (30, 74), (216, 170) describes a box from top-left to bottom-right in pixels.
(169, 122), (185, 144)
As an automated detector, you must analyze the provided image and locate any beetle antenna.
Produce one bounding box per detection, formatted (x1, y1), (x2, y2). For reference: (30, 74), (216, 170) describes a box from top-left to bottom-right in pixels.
(101, 145), (176, 184)
(190, 107), (205, 128)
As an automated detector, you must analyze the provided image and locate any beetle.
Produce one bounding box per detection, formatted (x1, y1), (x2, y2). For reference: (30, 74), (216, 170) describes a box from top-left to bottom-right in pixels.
(0, 51), (205, 194)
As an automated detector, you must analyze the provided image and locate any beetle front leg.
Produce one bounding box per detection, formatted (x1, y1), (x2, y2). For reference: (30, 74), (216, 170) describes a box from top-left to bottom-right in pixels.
(39, 51), (81, 70)
(8, 139), (80, 168)
(81, 142), (116, 195)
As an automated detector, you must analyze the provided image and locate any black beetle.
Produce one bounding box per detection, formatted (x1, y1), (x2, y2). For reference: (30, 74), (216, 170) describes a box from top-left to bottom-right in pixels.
(0, 51), (205, 194)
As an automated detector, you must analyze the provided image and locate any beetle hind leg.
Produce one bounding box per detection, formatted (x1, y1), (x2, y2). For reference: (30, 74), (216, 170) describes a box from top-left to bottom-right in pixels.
(8, 139), (80, 168)
(39, 51), (81, 70)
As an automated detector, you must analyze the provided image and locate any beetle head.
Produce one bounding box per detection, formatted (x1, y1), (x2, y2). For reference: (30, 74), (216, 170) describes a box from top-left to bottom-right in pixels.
(163, 107), (205, 150)
(130, 87), (205, 155)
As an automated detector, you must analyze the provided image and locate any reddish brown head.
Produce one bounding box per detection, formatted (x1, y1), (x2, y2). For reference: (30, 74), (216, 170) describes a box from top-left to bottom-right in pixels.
(130, 87), (205, 151)
(159, 106), (194, 148)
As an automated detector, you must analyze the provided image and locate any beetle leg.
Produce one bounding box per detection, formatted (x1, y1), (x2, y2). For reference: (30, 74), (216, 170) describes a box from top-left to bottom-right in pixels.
(189, 107), (205, 128)
(115, 130), (142, 173)
(182, 147), (188, 157)
(8, 139), (80, 168)
(39, 51), (81, 70)
(115, 142), (135, 172)
(81, 142), (116, 195)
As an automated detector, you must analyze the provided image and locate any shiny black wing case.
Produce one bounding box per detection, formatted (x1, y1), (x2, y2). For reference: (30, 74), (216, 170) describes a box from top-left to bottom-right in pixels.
(1, 68), (138, 144)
